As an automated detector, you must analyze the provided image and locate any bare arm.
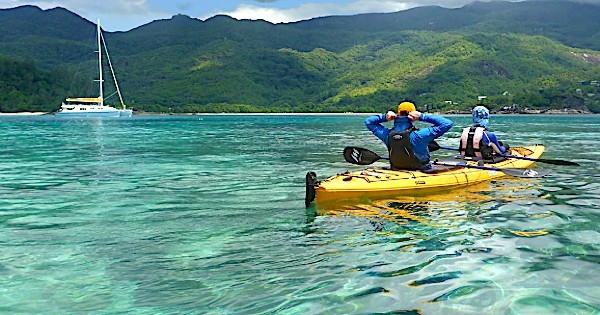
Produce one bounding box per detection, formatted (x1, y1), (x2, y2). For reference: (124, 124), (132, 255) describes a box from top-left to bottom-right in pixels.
(489, 142), (503, 154)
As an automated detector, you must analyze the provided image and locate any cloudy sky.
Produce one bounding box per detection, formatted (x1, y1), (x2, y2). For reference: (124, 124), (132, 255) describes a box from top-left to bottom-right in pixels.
(0, 0), (598, 32)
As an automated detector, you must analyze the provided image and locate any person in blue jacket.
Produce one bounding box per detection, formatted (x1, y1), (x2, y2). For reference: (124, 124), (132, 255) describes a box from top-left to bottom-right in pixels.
(459, 105), (509, 160)
(365, 101), (454, 170)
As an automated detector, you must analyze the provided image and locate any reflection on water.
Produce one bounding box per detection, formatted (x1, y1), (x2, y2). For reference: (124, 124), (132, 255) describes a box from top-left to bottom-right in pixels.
(309, 178), (600, 314)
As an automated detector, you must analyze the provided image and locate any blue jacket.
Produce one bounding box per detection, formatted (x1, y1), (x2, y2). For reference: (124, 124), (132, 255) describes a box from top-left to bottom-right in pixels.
(365, 113), (454, 163)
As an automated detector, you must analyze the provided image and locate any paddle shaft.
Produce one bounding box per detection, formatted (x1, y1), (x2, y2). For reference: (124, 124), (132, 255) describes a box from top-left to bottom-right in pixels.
(433, 160), (551, 178)
(437, 146), (579, 166)
(382, 156), (548, 177)
(344, 146), (550, 178)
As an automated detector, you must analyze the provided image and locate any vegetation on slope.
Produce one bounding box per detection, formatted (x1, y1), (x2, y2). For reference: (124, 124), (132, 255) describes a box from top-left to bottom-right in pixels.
(0, 55), (87, 112)
(0, 1), (600, 113)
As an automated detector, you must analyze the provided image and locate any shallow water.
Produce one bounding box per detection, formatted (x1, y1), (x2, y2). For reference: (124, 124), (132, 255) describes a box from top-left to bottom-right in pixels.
(0, 114), (598, 314)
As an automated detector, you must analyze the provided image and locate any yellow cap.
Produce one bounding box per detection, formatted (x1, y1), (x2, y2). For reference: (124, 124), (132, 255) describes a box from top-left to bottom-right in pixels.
(398, 101), (416, 114)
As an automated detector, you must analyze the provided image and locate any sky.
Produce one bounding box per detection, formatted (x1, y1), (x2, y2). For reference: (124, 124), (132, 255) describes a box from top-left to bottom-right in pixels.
(0, 0), (598, 32)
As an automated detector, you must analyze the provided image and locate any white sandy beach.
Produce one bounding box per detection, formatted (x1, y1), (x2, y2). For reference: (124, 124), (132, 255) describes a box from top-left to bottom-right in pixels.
(0, 112), (48, 116)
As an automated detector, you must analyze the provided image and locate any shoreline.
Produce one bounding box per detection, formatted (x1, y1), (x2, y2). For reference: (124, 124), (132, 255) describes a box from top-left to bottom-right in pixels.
(0, 112), (48, 116)
(0, 111), (596, 117)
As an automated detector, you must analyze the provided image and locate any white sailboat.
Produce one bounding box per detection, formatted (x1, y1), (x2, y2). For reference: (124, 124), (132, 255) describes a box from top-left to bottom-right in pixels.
(56, 19), (133, 118)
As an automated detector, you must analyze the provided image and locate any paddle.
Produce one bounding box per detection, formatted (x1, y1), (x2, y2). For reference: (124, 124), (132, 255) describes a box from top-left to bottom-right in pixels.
(343, 141), (441, 165)
(343, 146), (384, 165)
(343, 146), (550, 178)
(436, 145), (580, 166)
(432, 160), (551, 178)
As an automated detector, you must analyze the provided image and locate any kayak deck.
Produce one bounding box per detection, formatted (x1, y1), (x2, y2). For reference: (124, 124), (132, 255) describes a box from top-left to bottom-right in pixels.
(308, 144), (545, 205)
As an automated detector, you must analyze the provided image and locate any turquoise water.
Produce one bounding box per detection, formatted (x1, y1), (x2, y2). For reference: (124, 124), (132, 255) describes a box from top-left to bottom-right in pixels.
(0, 114), (598, 314)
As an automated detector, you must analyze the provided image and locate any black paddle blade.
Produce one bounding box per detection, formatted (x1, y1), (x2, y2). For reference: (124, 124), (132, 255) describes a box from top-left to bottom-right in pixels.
(499, 168), (552, 178)
(434, 160), (551, 178)
(535, 158), (580, 166)
(343, 147), (382, 165)
(499, 153), (580, 166)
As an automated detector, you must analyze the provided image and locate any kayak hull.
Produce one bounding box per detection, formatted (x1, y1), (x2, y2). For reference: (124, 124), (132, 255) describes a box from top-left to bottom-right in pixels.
(309, 144), (545, 206)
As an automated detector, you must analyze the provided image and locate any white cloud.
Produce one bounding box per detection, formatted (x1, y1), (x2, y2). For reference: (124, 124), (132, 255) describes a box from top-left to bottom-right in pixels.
(2, 0), (599, 31)
(198, 0), (535, 24)
(200, 1), (412, 23)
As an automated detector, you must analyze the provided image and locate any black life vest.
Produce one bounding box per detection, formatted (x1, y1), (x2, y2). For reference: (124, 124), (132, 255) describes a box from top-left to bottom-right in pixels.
(387, 128), (425, 170)
(459, 127), (494, 159)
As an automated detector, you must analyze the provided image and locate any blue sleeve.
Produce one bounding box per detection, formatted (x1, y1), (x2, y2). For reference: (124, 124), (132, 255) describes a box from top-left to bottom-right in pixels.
(365, 114), (391, 146)
(412, 113), (454, 143)
(483, 132), (506, 153)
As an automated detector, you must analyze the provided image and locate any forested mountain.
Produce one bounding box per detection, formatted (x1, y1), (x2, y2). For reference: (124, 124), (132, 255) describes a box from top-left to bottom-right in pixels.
(1, 1), (600, 113)
(0, 55), (88, 112)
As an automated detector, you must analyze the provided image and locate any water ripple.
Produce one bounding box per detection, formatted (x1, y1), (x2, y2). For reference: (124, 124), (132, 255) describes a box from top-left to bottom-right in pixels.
(1, 115), (599, 314)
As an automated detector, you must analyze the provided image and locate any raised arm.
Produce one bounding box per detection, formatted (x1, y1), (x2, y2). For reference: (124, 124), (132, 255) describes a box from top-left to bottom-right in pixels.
(365, 112), (393, 145)
(412, 113), (454, 143)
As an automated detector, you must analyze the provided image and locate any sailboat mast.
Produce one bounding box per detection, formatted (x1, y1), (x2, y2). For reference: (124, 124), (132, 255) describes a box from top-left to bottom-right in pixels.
(97, 19), (104, 106)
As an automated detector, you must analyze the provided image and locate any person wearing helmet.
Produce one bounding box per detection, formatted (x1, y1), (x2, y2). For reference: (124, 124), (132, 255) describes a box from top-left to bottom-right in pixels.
(365, 101), (454, 170)
(459, 105), (509, 160)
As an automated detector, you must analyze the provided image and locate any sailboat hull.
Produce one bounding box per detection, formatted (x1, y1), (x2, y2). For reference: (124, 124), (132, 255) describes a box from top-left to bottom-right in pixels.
(55, 107), (132, 118)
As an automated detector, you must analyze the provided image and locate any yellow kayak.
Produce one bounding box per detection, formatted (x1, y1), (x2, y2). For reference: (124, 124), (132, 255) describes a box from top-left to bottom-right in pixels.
(306, 144), (546, 207)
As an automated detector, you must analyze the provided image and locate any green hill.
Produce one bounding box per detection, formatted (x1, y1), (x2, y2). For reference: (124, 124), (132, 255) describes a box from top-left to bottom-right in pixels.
(1, 1), (600, 113)
(0, 55), (88, 112)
